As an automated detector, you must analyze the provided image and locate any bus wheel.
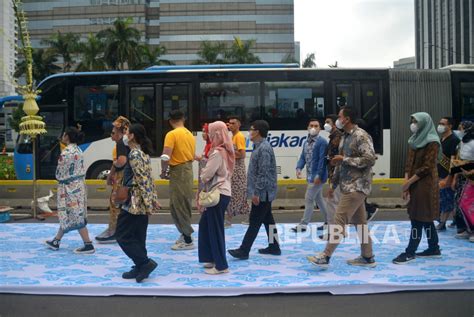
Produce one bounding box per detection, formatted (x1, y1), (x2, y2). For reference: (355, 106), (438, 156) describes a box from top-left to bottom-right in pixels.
(88, 162), (112, 180)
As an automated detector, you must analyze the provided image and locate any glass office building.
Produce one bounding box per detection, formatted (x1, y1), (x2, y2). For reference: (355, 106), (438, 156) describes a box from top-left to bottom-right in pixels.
(23, 0), (296, 65)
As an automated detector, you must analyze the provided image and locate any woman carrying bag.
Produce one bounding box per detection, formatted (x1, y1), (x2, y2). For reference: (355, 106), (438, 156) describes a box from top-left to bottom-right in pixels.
(198, 121), (235, 275)
(115, 123), (160, 283)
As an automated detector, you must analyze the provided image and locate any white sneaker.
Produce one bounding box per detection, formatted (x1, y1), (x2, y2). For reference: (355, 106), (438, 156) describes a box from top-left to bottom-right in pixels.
(203, 262), (214, 268)
(171, 241), (195, 251)
(469, 234), (474, 243)
(205, 267), (229, 275)
(175, 234), (185, 244)
(455, 231), (470, 240)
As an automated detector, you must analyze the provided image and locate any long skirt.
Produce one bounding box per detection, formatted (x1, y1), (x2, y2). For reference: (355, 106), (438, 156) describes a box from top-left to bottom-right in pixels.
(226, 159), (249, 217)
(57, 178), (87, 233)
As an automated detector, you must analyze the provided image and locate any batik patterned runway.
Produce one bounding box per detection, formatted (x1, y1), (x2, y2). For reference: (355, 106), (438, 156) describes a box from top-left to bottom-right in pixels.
(1, 222), (473, 296)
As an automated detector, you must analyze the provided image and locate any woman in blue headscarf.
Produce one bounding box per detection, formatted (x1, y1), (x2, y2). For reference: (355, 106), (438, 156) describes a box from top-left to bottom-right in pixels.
(393, 112), (441, 264)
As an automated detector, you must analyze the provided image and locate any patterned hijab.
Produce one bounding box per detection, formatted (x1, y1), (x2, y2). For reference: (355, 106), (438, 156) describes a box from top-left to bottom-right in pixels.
(209, 121), (235, 175)
(408, 112), (441, 157)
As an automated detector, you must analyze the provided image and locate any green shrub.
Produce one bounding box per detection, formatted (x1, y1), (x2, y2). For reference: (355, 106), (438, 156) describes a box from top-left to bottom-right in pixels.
(0, 155), (16, 180)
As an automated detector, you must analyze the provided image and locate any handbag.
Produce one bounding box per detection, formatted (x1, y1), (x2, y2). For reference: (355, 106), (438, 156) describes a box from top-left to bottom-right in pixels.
(198, 177), (221, 208)
(114, 186), (129, 204)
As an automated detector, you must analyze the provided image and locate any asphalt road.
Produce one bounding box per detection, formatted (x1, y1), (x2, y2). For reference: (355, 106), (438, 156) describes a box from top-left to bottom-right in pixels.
(1, 209), (473, 317)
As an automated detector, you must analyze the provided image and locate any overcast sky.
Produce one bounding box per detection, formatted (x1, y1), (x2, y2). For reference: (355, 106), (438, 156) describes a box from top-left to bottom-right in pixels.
(294, 0), (415, 68)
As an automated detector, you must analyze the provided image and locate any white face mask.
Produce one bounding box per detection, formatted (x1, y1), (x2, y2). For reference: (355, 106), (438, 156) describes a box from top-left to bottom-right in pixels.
(324, 123), (332, 133)
(335, 119), (344, 130)
(454, 130), (465, 139)
(122, 134), (129, 146)
(437, 125), (446, 134)
(308, 127), (319, 136)
(410, 123), (418, 134)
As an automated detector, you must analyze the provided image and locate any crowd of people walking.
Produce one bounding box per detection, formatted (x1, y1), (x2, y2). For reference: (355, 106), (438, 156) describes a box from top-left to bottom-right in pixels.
(45, 107), (474, 282)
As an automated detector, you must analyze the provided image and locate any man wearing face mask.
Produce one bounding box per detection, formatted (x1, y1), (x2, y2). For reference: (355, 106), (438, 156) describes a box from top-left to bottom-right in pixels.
(308, 107), (377, 268)
(323, 115), (343, 232)
(436, 117), (460, 231)
(96, 116), (130, 244)
(292, 119), (329, 233)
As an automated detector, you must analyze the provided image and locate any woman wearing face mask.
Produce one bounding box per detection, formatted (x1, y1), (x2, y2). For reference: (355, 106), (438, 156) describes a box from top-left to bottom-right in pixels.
(198, 121), (235, 274)
(393, 112), (442, 264)
(445, 121), (474, 240)
(116, 123), (160, 283)
(45, 127), (94, 254)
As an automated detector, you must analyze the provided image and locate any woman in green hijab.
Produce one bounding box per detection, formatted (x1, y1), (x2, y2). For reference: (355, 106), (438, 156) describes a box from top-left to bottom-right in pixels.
(393, 112), (441, 264)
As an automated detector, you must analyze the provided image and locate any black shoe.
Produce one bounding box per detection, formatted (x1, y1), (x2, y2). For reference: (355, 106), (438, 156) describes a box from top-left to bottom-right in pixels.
(416, 248), (441, 258)
(367, 208), (379, 221)
(392, 252), (415, 264)
(258, 246), (281, 256)
(74, 243), (95, 254)
(228, 248), (249, 260)
(95, 234), (117, 244)
(319, 234), (329, 241)
(122, 266), (140, 279)
(291, 225), (307, 233)
(135, 259), (158, 283)
(317, 223), (327, 231)
(436, 223), (446, 231)
(45, 239), (60, 251)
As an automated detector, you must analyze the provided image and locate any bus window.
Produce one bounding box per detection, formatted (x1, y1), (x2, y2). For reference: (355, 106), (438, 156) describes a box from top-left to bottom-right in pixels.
(38, 111), (66, 179)
(163, 84), (189, 120)
(73, 84), (119, 143)
(264, 81), (325, 130)
(335, 83), (354, 109)
(360, 82), (382, 153)
(130, 85), (157, 155)
(461, 82), (474, 121)
(200, 82), (260, 128)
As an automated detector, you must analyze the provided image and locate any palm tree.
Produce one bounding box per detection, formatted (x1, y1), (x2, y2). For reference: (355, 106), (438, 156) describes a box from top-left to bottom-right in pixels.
(75, 34), (107, 72)
(131, 44), (174, 69)
(280, 53), (299, 64)
(42, 31), (80, 72)
(302, 53), (316, 68)
(194, 41), (226, 65)
(225, 37), (261, 64)
(98, 18), (141, 70)
(15, 48), (61, 84)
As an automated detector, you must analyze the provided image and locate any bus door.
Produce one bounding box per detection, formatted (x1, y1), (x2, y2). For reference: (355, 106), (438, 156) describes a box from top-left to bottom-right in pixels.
(128, 82), (192, 155)
(37, 107), (67, 179)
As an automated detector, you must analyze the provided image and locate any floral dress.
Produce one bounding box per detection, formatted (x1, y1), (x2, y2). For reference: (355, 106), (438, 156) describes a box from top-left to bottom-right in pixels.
(56, 144), (87, 233)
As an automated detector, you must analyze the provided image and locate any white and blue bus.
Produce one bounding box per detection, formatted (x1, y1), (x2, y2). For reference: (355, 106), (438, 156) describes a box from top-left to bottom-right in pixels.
(2, 64), (473, 181)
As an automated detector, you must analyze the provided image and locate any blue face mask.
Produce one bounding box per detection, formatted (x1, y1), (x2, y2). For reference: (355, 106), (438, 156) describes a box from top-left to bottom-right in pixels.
(454, 130), (465, 139)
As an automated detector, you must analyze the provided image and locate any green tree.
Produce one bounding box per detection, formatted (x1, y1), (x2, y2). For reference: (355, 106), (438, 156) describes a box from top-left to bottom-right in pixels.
(225, 37), (261, 64)
(132, 44), (174, 69)
(42, 31), (80, 72)
(302, 53), (316, 68)
(194, 41), (227, 65)
(7, 106), (26, 133)
(15, 48), (61, 84)
(75, 34), (107, 72)
(280, 53), (299, 64)
(98, 18), (141, 70)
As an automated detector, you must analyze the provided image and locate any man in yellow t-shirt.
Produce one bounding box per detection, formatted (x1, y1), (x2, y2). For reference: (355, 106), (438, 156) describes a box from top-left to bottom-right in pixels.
(226, 116), (250, 227)
(161, 110), (196, 250)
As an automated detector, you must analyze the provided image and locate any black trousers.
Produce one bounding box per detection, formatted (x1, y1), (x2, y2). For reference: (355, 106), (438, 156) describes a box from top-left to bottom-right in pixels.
(198, 195), (231, 271)
(406, 220), (439, 255)
(240, 197), (280, 254)
(116, 210), (150, 267)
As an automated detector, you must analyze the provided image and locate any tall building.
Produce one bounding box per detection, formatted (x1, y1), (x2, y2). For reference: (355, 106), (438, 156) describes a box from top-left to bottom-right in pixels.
(415, 0), (474, 69)
(23, 0), (295, 65)
(393, 56), (416, 69)
(0, 0), (16, 97)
